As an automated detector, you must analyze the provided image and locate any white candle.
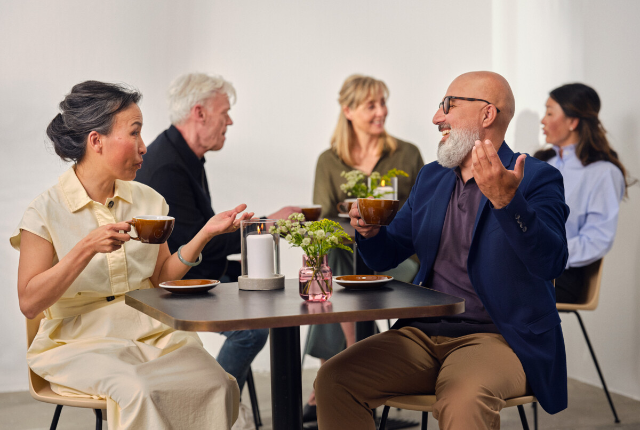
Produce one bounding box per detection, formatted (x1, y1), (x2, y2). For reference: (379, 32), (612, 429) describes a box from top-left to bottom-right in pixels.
(247, 233), (275, 278)
(374, 186), (394, 198)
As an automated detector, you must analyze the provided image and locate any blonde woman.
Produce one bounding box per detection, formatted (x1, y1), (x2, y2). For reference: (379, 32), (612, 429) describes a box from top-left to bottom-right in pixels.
(304, 74), (424, 422)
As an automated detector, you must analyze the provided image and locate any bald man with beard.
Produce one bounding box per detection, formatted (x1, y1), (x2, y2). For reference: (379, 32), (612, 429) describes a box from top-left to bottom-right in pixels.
(314, 72), (570, 429)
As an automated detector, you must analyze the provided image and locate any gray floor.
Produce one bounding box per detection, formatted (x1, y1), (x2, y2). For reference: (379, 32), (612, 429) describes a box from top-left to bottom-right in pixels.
(1, 372), (639, 429)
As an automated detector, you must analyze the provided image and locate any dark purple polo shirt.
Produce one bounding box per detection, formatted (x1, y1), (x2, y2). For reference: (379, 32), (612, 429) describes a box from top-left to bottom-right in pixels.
(410, 170), (500, 337)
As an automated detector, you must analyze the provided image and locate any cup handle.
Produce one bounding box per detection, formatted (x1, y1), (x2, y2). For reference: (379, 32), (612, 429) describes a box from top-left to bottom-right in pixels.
(126, 220), (141, 241)
(336, 202), (347, 214)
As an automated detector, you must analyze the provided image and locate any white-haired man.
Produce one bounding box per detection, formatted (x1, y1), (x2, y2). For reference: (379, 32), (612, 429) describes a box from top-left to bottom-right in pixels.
(137, 73), (298, 429)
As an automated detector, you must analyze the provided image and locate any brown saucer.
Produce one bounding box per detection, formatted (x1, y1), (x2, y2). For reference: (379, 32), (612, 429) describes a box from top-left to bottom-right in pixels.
(159, 279), (220, 294)
(334, 275), (393, 290)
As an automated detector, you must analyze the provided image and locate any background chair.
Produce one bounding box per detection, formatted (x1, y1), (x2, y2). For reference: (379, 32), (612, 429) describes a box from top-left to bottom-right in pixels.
(26, 313), (106, 430)
(379, 395), (537, 430)
(555, 258), (620, 423)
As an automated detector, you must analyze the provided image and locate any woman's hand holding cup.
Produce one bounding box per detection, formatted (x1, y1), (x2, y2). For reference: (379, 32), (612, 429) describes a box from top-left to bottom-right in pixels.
(83, 222), (132, 254)
(203, 203), (254, 237)
(349, 199), (381, 239)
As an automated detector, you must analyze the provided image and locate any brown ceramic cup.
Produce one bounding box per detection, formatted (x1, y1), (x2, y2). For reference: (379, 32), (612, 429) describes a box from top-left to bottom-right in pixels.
(357, 198), (400, 226)
(300, 205), (322, 221)
(336, 198), (357, 215)
(127, 216), (175, 244)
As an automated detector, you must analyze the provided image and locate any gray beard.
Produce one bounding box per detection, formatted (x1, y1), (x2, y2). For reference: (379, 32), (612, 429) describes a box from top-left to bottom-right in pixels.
(437, 128), (480, 169)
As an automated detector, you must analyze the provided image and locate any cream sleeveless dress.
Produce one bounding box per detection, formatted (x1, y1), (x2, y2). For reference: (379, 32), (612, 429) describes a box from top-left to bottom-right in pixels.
(11, 167), (239, 429)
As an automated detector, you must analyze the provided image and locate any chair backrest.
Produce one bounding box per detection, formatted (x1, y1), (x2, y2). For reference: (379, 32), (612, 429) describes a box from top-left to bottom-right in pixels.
(557, 259), (604, 312)
(26, 313), (45, 347)
(25, 313), (50, 397)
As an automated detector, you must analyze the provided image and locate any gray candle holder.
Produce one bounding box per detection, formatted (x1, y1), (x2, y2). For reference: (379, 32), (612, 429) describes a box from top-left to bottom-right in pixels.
(238, 219), (285, 291)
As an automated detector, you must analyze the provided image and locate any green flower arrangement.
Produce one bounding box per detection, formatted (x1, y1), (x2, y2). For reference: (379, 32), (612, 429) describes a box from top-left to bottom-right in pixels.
(339, 168), (408, 198)
(269, 213), (352, 295)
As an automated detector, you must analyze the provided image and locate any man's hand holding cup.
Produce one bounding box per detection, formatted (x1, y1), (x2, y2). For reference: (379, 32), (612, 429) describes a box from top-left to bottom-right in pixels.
(349, 198), (381, 239)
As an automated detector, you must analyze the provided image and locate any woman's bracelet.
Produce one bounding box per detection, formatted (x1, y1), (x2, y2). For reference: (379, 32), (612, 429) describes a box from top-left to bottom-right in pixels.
(177, 245), (203, 267)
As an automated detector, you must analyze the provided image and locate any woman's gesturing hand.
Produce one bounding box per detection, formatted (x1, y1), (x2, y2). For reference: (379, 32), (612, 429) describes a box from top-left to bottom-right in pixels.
(83, 222), (132, 254)
(203, 204), (254, 237)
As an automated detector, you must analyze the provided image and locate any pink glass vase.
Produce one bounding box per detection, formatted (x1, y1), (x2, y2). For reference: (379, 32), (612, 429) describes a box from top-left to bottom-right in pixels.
(299, 254), (333, 302)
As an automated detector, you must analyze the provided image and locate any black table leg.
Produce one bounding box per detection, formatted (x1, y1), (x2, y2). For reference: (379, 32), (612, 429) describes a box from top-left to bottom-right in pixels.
(353, 242), (377, 343)
(270, 326), (303, 430)
(355, 320), (376, 341)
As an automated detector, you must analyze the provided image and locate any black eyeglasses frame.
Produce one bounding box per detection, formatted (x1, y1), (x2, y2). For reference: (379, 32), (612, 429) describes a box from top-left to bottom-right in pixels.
(439, 96), (501, 114)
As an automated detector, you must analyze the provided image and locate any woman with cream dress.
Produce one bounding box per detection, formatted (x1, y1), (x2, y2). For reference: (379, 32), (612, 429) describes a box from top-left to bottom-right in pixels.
(11, 81), (253, 429)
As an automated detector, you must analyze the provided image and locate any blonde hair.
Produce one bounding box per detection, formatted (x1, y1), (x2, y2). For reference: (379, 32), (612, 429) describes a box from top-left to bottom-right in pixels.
(330, 74), (397, 166)
(168, 73), (236, 125)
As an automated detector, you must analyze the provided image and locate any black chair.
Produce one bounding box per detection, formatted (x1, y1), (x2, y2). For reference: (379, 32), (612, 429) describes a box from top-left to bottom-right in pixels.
(379, 395), (537, 430)
(246, 368), (263, 429)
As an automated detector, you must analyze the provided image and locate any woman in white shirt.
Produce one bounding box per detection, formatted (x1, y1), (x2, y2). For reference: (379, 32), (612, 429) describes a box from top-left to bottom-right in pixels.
(12, 81), (253, 429)
(535, 83), (632, 303)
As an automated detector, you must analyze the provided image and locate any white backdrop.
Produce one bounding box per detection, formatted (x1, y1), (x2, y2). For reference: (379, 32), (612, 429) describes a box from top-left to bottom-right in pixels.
(1, 0), (639, 402)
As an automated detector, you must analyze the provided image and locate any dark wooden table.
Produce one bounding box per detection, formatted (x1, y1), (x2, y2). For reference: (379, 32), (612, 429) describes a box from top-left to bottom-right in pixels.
(125, 279), (464, 430)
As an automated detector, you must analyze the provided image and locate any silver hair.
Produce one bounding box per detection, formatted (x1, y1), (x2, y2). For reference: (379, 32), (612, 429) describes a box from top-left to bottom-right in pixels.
(437, 127), (479, 169)
(168, 73), (236, 125)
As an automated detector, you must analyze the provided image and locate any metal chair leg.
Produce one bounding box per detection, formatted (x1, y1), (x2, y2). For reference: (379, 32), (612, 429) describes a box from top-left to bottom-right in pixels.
(94, 409), (103, 430)
(247, 368), (262, 428)
(532, 401), (538, 430)
(421, 411), (428, 430)
(517, 405), (530, 430)
(378, 405), (390, 430)
(301, 325), (313, 370)
(572, 311), (621, 423)
(49, 404), (63, 430)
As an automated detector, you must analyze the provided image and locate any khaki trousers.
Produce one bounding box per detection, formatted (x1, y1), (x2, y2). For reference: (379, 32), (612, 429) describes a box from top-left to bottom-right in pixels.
(315, 327), (528, 430)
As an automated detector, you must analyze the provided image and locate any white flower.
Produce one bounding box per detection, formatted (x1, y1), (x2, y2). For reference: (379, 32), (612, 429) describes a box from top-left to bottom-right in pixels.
(280, 226), (288, 233)
(330, 236), (339, 244)
(302, 238), (311, 246)
(285, 234), (293, 241)
(269, 226), (277, 234)
(298, 228), (307, 235)
(304, 222), (313, 227)
(285, 220), (292, 228)
(315, 230), (325, 239)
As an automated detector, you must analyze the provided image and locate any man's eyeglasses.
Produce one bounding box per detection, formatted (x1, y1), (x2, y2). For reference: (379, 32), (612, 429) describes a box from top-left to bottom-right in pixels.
(439, 96), (501, 115)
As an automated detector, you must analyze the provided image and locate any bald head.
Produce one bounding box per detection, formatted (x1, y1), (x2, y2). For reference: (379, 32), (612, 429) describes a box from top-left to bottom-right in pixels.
(448, 71), (515, 131)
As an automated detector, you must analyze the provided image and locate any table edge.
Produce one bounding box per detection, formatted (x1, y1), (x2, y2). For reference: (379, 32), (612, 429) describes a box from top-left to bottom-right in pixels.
(125, 294), (465, 332)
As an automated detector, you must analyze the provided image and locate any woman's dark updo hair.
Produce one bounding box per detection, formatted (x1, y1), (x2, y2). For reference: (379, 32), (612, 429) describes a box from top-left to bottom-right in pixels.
(46, 81), (142, 163)
(534, 83), (634, 195)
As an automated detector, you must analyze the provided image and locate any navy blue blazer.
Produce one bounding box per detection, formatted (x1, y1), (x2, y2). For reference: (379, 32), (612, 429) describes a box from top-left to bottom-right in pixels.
(356, 142), (569, 414)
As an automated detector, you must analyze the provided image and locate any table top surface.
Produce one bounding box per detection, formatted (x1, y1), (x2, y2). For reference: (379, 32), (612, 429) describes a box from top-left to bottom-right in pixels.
(125, 279), (465, 332)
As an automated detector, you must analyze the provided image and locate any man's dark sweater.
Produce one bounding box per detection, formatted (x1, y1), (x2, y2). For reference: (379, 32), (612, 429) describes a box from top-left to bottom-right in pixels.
(136, 125), (240, 280)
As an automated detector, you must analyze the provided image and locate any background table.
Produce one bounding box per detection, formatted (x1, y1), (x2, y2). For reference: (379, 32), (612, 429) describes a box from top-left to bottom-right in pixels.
(126, 279), (464, 430)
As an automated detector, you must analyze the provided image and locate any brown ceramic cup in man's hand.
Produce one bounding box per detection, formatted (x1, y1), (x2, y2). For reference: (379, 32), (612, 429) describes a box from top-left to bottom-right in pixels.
(127, 216), (175, 244)
(356, 198), (400, 226)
